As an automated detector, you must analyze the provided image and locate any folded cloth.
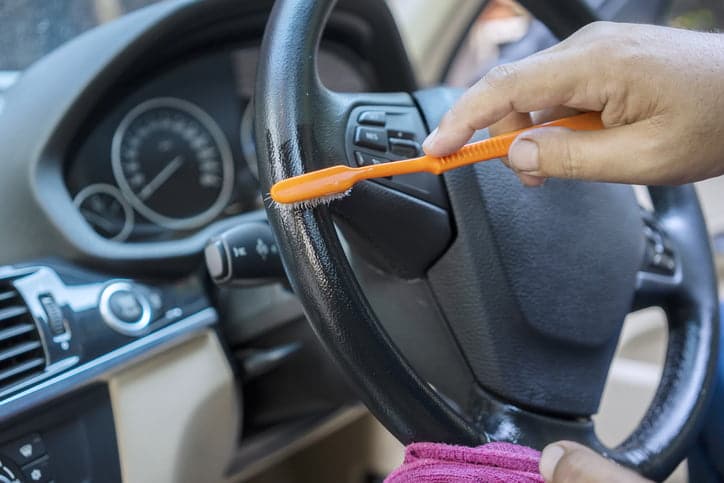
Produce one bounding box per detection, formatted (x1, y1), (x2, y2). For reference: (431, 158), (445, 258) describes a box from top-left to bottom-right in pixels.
(385, 441), (544, 483)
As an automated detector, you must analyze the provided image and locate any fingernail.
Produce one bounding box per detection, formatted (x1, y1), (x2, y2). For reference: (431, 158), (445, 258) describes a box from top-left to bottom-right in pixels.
(519, 174), (545, 188)
(509, 139), (540, 172)
(423, 128), (439, 151)
(539, 444), (565, 481)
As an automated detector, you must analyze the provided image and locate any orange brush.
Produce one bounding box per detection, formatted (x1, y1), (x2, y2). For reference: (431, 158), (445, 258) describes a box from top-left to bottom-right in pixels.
(270, 112), (603, 207)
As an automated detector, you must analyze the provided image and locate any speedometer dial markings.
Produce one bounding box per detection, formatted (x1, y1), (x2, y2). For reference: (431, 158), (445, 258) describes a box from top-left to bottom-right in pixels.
(111, 97), (234, 230)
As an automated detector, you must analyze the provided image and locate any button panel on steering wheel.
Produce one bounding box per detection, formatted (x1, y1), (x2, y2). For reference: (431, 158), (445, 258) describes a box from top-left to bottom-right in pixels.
(642, 215), (677, 275)
(345, 105), (448, 209)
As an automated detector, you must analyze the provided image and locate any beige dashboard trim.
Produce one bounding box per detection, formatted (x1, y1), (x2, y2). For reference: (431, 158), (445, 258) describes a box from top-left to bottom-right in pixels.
(109, 331), (239, 483)
(228, 404), (368, 482)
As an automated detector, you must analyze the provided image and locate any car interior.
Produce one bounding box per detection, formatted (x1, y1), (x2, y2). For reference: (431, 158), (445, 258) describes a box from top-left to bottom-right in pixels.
(0, 0), (722, 482)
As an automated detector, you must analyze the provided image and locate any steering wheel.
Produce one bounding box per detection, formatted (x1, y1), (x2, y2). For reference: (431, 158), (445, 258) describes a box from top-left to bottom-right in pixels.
(255, 0), (720, 480)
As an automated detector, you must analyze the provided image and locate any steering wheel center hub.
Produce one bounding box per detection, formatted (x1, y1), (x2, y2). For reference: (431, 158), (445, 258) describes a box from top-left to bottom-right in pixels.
(427, 156), (644, 416)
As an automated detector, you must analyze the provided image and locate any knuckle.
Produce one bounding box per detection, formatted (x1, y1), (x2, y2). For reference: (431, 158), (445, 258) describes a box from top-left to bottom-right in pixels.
(589, 37), (616, 58)
(615, 43), (647, 70)
(646, 113), (668, 133)
(640, 118), (672, 160)
(482, 63), (518, 91)
(601, 95), (629, 126)
(645, 136), (679, 178)
(553, 450), (592, 483)
(579, 20), (616, 38)
(584, 23), (641, 61)
(559, 140), (583, 179)
(438, 109), (457, 130)
(441, 105), (471, 134)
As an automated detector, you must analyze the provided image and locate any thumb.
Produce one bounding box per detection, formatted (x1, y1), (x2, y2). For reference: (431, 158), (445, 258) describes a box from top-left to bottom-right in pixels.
(539, 441), (651, 483)
(507, 123), (662, 184)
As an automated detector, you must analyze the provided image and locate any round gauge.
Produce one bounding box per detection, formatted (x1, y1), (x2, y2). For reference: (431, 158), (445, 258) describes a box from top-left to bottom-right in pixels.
(73, 183), (134, 242)
(112, 97), (234, 230)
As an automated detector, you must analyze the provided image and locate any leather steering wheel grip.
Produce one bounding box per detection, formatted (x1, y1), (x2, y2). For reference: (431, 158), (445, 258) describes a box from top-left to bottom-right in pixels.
(254, 0), (720, 480)
(609, 185), (720, 478)
(254, 0), (483, 446)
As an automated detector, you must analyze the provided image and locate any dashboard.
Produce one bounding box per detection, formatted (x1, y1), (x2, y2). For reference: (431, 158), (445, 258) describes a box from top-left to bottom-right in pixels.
(65, 44), (374, 243)
(0, 0), (420, 480)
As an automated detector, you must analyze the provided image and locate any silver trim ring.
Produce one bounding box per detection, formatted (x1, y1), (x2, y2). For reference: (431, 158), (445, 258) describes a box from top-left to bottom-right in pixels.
(99, 282), (152, 336)
(111, 97), (235, 230)
(72, 183), (134, 242)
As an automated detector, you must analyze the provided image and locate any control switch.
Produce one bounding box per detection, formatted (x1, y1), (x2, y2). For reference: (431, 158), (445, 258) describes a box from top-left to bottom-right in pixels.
(354, 127), (387, 151)
(357, 111), (386, 126)
(205, 222), (285, 286)
(354, 152), (388, 167)
(1, 434), (45, 466)
(389, 138), (420, 158)
(22, 457), (52, 483)
(38, 295), (68, 337)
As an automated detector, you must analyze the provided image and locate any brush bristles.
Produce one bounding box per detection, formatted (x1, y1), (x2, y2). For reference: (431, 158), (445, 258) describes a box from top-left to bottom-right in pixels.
(268, 189), (352, 210)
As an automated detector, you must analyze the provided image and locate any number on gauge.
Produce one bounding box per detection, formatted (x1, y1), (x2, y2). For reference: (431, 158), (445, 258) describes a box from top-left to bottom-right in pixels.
(112, 97), (234, 230)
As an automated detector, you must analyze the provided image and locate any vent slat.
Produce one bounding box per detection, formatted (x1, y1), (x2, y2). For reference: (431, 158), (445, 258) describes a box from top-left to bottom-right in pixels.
(0, 278), (47, 390)
(0, 357), (45, 383)
(0, 323), (35, 341)
(0, 305), (28, 322)
(0, 341), (42, 363)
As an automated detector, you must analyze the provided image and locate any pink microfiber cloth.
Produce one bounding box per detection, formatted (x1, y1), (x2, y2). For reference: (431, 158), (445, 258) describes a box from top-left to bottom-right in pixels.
(385, 442), (544, 483)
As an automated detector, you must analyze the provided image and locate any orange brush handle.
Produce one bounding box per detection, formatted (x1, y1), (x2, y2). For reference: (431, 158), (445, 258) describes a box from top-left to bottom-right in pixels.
(270, 112), (603, 204)
(423, 111), (602, 173)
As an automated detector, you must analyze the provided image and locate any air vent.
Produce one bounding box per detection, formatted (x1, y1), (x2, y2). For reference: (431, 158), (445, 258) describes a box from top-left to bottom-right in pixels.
(0, 280), (46, 390)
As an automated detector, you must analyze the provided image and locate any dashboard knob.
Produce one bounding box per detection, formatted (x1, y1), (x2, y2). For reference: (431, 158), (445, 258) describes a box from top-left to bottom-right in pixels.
(99, 282), (152, 336)
(204, 222), (285, 286)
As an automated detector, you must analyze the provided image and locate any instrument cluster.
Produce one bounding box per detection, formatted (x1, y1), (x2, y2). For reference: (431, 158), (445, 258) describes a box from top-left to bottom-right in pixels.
(65, 44), (370, 242)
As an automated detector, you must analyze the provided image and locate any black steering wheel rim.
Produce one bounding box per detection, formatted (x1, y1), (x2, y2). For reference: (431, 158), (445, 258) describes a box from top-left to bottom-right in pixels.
(255, 1), (720, 480)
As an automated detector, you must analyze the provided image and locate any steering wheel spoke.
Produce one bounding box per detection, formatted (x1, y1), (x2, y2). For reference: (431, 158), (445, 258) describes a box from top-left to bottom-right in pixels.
(291, 87), (455, 278)
(315, 88), (450, 205)
(306, 89), (420, 168)
(632, 211), (681, 310)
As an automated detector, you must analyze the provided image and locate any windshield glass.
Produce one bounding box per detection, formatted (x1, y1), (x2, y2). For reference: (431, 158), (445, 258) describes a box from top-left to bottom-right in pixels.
(4, 0), (722, 75)
(0, 0), (162, 71)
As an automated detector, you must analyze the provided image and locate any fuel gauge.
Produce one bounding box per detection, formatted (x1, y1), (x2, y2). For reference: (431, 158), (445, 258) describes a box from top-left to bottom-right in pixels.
(73, 184), (134, 242)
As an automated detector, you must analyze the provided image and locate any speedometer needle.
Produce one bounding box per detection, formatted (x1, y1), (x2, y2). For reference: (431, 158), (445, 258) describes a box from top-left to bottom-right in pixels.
(138, 155), (184, 201)
(80, 209), (119, 233)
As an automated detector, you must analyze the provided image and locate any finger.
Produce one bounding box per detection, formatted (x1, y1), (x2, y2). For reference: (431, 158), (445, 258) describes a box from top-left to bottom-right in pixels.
(524, 108), (578, 188)
(507, 120), (668, 184)
(531, 106), (580, 125)
(423, 51), (601, 156)
(540, 441), (650, 483)
(488, 111), (531, 170)
(488, 111), (532, 137)
(488, 113), (546, 187)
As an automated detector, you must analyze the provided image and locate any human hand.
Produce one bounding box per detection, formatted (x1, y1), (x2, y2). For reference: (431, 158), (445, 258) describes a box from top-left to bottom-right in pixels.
(423, 22), (724, 186)
(539, 441), (652, 482)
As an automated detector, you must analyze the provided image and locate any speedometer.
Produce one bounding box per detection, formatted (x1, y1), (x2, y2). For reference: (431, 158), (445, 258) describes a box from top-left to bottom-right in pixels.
(111, 97), (234, 230)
